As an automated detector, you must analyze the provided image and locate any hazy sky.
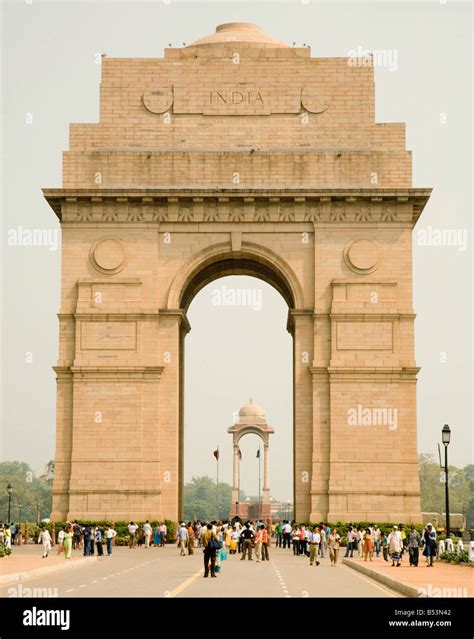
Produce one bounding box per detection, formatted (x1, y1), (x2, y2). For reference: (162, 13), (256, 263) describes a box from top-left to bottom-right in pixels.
(1, 1), (472, 503)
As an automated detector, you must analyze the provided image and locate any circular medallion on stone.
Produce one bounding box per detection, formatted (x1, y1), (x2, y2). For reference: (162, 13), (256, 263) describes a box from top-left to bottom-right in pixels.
(142, 87), (173, 114)
(344, 239), (380, 274)
(90, 237), (126, 274)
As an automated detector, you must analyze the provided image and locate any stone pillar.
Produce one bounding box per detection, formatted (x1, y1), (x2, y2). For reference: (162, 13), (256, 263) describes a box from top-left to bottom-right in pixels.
(158, 309), (190, 523)
(289, 309), (314, 522)
(230, 442), (240, 516)
(262, 441), (271, 520)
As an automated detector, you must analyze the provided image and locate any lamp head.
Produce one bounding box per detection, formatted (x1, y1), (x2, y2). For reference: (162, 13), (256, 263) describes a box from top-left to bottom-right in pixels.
(7, 483), (12, 495)
(442, 424), (451, 445)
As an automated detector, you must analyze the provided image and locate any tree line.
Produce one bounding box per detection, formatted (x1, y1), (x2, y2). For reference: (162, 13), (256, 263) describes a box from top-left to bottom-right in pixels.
(0, 456), (472, 526)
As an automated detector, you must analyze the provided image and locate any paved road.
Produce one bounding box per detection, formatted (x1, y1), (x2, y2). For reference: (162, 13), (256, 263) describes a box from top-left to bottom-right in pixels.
(1, 545), (401, 598)
(0, 546), (399, 597)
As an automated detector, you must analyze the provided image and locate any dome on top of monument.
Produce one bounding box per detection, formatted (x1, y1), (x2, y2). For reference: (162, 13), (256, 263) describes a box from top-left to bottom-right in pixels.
(186, 22), (289, 48)
(239, 401), (266, 418)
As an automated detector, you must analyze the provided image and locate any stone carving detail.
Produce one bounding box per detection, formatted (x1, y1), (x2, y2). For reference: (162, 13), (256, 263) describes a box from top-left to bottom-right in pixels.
(90, 237), (126, 275)
(301, 87), (331, 114)
(330, 204), (346, 222)
(153, 202), (169, 222)
(229, 201), (244, 222)
(77, 203), (93, 222)
(254, 201), (270, 222)
(355, 205), (371, 222)
(279, 201), (295, 222)
(178, 202), (194, 222)
(102, 204), (118, 222)
(305, 201), (321, 222)
(60, 196), (408, 224)
(381, 205), (397, 222)
(343, 239), (380, 274)
(203, 201), (219, 222)
(142, 87), (173, 114)
(127, 203), (143, 222)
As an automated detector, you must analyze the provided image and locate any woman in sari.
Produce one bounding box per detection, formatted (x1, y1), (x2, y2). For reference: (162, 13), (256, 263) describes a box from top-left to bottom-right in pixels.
(153, 524), (161, 547)
(63, 524), (73, 560)
(363, 528), (374, 561)
(422, 523), (437, 567)
(388, 525), (402, 566)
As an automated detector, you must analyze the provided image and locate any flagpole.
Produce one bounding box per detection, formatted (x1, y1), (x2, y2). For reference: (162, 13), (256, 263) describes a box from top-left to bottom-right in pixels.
(216, 445), (219, 520)
(258, 445), (261, 520)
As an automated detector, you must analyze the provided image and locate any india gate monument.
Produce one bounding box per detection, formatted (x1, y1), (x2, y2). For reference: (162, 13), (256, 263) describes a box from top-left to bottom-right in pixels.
(45, 22), (430, 524)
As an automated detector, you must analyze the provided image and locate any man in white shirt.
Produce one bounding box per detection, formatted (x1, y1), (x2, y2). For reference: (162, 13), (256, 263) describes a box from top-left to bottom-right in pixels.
(283, 521), (292, 549)
(143, 520), (152, 548)
(38, 526), (52, 558)
(105, 526), (117, 556)
(159, 523), (167, 547)
(128, 521), (138, 549)
(309, 527), (321, 566)
(319, 527), (326, 558)
(178, 523), (189, 556)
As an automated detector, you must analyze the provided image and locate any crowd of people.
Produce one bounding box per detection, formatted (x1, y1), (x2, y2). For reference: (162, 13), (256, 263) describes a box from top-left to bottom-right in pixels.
(165, 520), (454, 577)
(1, 517), (460, 576)
(0, 522), (19, 549)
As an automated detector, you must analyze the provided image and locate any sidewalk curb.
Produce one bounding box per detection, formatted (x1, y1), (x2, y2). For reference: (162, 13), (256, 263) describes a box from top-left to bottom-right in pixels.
(0, 556), (100, 586)
(342, 558), (419, 597)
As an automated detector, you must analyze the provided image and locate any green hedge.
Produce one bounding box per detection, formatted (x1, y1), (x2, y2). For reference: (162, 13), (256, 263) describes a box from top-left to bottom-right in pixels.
(439, 550), (470, 564)
(0, 545), (12, 557)
(24, 519), (177, 544)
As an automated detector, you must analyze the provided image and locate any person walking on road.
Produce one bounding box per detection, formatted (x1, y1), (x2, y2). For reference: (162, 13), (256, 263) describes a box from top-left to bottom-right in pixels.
(39, 526), (52, 558)
(127, 522), (138, 549)
(178, 523), (189, 556)
(105, 526), (116, 556)
(363, 528), (374, 562)
(254, 525), (263, 562)
(344, 526), (354, 558)
(240, 523), (254, 561)
(319, 525), (326, 559)
(380, 532), (389, 562)
(187, 522), (195, 555)
(159, 522), (167, 547)
(388, 525), (403, 567)
(422, 523), (437, 567)
(309, 526), (321, 566)
(63, 524), (73, 560)
(72, 521), (81, 550)
(96, 527), (104, 556)
(57, 526), (65, 555)
(328, 528), (341, 566)
(83, 525), (92, 556)
(143, 520), (153, 548)
(202, 523), (219, 578)
(261, 525), (270, 561)
(407, 525), (421, 567)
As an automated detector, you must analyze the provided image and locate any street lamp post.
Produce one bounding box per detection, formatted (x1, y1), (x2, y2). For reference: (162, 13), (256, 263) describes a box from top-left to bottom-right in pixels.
(7, 483), (12, 523)
(442, 425), (451, 540)
(18, 503), (22, 524)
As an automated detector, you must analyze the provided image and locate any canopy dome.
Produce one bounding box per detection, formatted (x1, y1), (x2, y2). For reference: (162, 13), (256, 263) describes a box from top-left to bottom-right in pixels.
(239, 401), (266, 419)
(186, 22), (289, 48)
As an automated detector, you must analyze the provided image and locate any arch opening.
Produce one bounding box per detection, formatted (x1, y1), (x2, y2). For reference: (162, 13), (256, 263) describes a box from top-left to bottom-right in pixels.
(181, 272), (293, 523)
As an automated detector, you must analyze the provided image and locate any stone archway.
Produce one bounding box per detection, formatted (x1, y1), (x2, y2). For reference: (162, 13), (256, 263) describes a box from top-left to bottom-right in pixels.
(228, 401), (275, 522)
(165, 242), (303, 520)
(45, 22), (430, 524)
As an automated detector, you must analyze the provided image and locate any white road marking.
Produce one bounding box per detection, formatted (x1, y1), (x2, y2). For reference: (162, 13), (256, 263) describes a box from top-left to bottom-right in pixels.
(271, 559), (292, 598)
(65, 589), (75, 592)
